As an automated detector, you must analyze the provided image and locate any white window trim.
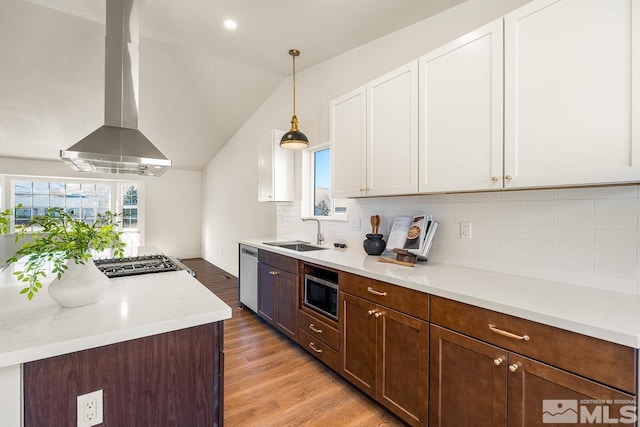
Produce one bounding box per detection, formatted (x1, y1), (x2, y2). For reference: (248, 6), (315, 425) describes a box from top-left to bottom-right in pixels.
(301, 143), (347, 221)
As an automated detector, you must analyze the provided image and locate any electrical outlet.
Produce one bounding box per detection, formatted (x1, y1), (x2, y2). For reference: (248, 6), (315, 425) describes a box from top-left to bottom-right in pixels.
(351, 218), (361, 231)
(460, 222), (472, 240)
(77, 389), (103, 427)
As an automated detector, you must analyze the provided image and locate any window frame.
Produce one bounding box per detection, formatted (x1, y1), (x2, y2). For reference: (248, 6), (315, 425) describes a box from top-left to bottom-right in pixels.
(301, 143), (347, 221)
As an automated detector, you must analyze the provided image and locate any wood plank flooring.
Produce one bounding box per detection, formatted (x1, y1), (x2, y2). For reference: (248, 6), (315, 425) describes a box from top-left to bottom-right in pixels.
(182, 258), (404, 427)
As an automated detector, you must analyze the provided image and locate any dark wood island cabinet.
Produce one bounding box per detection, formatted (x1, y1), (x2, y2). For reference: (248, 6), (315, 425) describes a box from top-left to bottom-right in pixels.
(23, 322), (224, 427)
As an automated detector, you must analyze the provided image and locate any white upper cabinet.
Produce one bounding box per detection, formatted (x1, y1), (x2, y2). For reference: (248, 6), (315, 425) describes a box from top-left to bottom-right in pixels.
(331, 86), (367, 198)
(331, 61), (418, 198)
(366, 61), (419, 197)
(258, 129), (294, 202)
(419, 19), (504, 193)
(504, 0), (639, 188)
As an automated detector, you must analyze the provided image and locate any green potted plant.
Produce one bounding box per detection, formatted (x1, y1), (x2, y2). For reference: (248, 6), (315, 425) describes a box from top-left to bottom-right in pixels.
(2, 207), (125, 307)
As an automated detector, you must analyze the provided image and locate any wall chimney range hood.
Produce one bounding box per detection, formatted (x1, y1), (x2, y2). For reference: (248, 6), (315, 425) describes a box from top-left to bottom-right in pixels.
(60, 0), (171, 176)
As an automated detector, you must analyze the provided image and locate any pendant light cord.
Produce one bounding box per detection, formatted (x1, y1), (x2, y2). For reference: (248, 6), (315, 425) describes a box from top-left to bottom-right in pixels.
(292, 54), (296, 117)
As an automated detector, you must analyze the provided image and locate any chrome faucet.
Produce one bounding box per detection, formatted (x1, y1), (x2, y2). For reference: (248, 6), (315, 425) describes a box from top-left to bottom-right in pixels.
(302, 218), (324, 246)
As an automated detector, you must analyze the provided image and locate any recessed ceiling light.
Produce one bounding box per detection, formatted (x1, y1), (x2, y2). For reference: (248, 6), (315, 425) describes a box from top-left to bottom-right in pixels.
(224, 19), (237, 30)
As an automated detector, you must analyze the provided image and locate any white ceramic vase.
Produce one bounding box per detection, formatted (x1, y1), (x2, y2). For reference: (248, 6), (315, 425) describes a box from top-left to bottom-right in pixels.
(47, 259), (109, 308)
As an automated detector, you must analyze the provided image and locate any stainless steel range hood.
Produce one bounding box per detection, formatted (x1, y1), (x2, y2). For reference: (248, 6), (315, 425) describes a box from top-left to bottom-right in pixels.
(60, 0), (171, 176)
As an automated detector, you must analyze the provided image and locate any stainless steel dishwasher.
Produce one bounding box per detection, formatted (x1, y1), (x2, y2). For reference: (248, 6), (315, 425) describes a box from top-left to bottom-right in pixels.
(239, 244), (258, 312)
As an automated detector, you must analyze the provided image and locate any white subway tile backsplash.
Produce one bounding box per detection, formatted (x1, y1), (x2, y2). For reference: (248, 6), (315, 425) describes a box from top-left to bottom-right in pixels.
(559, 186), (638, 200)
(499, 213), (558, 227)
(595, 198), (640, 214)
(595, 229), (640, 246)
(558, 214), (637, 230)
(527, 199), (594, 214)
(276, 185), (640, 294)
(527, 226), (594, 243)
(500, 189), (559, 200)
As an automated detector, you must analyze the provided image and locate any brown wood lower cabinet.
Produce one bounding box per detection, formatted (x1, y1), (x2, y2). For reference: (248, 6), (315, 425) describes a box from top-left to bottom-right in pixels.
(258, 250), (300, 341)
(430, 325), (636, 427)
(340, 291), (429, 427)
(23, 322), (224, 427)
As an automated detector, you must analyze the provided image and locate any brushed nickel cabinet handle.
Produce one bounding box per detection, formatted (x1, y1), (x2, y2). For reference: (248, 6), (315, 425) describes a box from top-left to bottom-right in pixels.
(368, 309), (377, 316)
(374, 312), (383, 318)
(367, 287), (387, 297)
(488, 324), (530, 341)
(505, 175), (513, 181)
(309, 342), (322, 353)
(491, 176), (499, 182)
(509, 363), (520, 373)
(360, 188), (365, 192)
(493, 357), (503, 366)
(309, 324), (322, 334)
(269, 271), (279, 276)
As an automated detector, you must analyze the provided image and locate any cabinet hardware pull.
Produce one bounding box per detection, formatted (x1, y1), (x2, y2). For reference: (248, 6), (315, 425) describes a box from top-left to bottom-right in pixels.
(367, 287), (387, 296)
(505, 175), (513, 181)
(309, 342), (323, 353)
(368, 309), (377, 315)
(269, 271), (279, 276)
(360, 188), (365, 192)
(488, 324), (529, 341)
(309, 324), (323, 333)
(491, 176), (499, 182)
(509, 363), (520, 373)
(493, 358), (503, 366)
(374, 312), (383, 318)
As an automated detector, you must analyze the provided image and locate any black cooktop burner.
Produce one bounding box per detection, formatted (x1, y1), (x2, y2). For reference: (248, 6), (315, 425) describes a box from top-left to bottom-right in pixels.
(94, 254), (179, 278)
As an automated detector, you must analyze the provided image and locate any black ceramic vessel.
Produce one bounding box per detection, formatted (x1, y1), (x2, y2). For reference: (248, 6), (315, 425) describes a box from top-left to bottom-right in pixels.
(363, 233), (386, 255)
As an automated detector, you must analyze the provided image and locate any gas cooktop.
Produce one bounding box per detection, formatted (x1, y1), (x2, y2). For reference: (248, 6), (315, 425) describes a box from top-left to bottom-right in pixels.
(94, 254), (194, 278)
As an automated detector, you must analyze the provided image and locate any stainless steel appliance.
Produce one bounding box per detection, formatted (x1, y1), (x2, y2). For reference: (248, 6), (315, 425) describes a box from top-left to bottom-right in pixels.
(94, 254), (194, 278)
(304, 274), (338, 320)
(239, 244), (258, 312)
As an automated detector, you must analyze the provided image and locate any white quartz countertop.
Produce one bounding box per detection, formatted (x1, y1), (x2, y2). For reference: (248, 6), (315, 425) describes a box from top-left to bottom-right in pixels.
(0, 269), (232, 368)
(240, 237), (640, 349)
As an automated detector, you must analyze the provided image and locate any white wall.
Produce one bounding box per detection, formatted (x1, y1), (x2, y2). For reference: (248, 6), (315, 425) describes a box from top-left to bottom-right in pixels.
(201, 0), (533, 276)
(0, 157), (201, 260)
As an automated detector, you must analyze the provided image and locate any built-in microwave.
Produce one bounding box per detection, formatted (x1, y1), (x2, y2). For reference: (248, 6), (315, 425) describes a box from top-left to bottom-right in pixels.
(304, 274), (338, 320)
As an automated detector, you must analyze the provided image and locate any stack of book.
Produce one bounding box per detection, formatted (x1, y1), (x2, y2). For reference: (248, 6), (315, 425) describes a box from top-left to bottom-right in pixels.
(385, 215), (438, 259)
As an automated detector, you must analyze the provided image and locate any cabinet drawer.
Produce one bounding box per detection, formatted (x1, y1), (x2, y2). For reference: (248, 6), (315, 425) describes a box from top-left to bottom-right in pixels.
(431, 296), (637, 394)
(297, 328), (339, 371)
(339, 272), (429, 321)
(298, 309), (339, 350)
(258, 250), (299, 274)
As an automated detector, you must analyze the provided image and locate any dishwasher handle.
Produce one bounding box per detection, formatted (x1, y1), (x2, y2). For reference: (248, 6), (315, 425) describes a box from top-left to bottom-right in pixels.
(241, 247), (258, 257)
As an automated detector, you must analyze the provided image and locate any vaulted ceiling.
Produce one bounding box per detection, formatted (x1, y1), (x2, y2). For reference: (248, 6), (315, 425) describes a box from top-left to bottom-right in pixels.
(1, 0), (465, 170)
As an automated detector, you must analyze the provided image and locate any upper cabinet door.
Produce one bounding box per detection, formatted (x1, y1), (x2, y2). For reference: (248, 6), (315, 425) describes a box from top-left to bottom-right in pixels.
(366, 61), (419, 197)
(504, 0), (639, 188)
(331, 86), (367, 198)
(419, 19), (504, 193)
(258, 130), (293, 202)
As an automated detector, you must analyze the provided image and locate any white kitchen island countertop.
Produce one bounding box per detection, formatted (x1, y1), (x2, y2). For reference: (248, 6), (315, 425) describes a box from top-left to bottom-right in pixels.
(241, 237), (640, 349)
(0, 268), (232, 368)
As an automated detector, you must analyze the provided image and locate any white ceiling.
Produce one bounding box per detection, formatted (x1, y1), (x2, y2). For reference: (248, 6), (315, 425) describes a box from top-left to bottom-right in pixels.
(6, 0), (465, 170)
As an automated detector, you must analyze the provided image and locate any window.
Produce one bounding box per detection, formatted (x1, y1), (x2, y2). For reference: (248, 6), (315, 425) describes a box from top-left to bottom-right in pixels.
(4, 177), (144, 256)
(13, 181), (110, 227)
(302, 144), (347, 219)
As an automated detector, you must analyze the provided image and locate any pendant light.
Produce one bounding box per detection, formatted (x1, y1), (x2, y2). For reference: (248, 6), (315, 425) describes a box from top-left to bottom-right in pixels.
(280, 49), (309, 149)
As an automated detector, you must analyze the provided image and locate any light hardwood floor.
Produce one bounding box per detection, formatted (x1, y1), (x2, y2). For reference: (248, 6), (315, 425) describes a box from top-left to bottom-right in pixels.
(183, 258), (404, 427)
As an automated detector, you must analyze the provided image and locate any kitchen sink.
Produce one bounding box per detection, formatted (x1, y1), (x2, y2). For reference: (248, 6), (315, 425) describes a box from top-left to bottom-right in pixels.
(263, 241), (329, 252)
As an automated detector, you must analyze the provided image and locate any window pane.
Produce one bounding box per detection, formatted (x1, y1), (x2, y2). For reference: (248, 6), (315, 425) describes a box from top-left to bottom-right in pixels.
(313, 148), (331, 216)
(50, 196), (65, 207)
(66, 196), (81, 208)
(96, 184), (110, 196)
(15, 195), (32, 207)
(81, 184), (96, 196)
(50, 183), (65, 196)
(15, 207), (31, 224)
(96, 196), (109, 208)
(123, 208), (138, 228)
(33, 182), (49, 194)
(15, 181), (32, 194)
(66, 183), (81, 198)
(33, 195), (49, 208)
(123, 185), (137, 206)
(32, 207), (49, 217)
(82, 208), (96, 220)
(66, 208), (81, 219)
